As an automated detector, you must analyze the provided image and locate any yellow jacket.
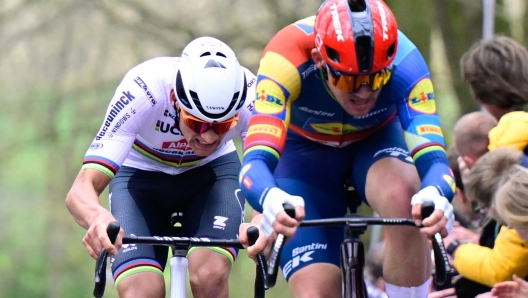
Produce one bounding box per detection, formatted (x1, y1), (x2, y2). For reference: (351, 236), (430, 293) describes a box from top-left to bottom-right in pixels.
(488, 111), (528, 151)
(454, 226), (528, 287)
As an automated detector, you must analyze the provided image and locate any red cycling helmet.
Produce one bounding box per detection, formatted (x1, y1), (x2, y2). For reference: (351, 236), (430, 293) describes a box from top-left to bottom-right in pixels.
(314, 0), (398, 74)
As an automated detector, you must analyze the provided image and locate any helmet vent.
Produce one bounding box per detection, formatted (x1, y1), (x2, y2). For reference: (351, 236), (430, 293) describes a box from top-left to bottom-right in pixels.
(200, 52), (211, 57)
(348, 0), (366, 12)
(216, 52), (227, 58)
(355, 36), (373, 72)
(325, 45), (340, 64)
(387, 42), (396, 60)
(204, 59), (226, 69)
(235, 73), (248, 110)
(175, 70), (192, 109)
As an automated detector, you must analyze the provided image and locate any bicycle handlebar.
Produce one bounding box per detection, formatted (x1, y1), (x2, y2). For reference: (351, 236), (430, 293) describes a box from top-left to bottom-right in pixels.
(263, 202), (451, 290)
(122, 235), (245, 248)
(92, 222), (257, 298)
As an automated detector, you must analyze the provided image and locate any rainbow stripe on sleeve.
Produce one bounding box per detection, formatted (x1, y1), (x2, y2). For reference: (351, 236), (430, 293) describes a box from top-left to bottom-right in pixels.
(82, 156), (120, 179)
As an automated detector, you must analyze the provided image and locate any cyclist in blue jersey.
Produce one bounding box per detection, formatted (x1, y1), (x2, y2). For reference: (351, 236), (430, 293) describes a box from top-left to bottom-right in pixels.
(238, 0), (455, 297)
(66, 37), (262, 298)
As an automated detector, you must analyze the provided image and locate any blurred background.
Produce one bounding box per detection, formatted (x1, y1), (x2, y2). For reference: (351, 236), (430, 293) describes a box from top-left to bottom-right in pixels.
(1, 0), (527, 297)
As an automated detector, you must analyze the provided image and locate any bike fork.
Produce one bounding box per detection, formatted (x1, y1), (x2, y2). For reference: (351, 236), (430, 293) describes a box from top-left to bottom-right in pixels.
(340, 237), (367, 298)
(170, 249), (188, 298)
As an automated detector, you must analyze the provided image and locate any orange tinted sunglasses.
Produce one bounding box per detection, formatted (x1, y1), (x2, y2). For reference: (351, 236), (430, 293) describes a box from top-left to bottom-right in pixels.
(179, 108), (239, 134)
(327, 64), (392, 93)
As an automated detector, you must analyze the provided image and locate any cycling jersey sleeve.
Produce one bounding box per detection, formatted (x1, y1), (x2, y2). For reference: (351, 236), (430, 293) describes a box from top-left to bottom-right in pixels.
(239, 24), (306, 212)
(392, 32), (455, 201)
(81, 69), (159, 179)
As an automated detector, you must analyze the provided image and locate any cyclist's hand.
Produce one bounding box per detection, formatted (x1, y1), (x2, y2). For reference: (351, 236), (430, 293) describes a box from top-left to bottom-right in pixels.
(261, 187), (305, 238)
(238, 223), (269, 263)
(411, 186), (454, 237)
(83, 212), (123, 259)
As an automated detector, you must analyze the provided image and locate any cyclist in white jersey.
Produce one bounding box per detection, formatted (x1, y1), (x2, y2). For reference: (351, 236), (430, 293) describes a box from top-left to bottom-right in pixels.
(66, 37), (260, 298)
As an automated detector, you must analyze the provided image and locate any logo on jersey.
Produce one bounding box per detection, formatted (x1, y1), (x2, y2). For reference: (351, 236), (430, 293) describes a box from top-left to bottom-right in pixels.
(213, 216), (228, 230)
(408, 78), (436, 114)
(373, 147), (413, 163)
(283, 242), (327, 277)
(310, 122), (361, 135)
(242, 177), (253, 189)
(247, 77), (256, 88)
(134, 76), (157, 106)
(301, 64), (318, 79)
(96, 91), (135, 140)
(353, 108), (388, 119)
(417, 125), (443, 136)
(155, 120), (181, 135)
(247, 124), (282, 138)
(299, 106), (335, 117)
(255, 79), (285, 115)
(162, 140), (188, 150)
(164, 110), (176, 119)
(443, 174), (456, 193)
(89, 143), (103, 150)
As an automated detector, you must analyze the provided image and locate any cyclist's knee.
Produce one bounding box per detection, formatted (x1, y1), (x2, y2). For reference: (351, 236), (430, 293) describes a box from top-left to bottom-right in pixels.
(117, 272), (165, 298)
(188, 249), (230, 296)
(288, 263), (341, 298)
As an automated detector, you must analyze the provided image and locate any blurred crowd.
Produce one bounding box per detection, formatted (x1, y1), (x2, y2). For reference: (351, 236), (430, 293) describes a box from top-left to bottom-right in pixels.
(365, 35), (528, 298)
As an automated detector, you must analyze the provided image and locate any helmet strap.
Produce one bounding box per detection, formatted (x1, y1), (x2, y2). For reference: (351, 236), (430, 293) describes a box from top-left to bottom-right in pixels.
(173, 102), (181, 131)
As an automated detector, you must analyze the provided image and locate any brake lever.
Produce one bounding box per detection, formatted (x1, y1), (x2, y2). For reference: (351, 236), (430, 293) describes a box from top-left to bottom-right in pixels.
(93, 221), (120, 298)
(266, 203), (295, 288)
(247, 225), (268, 296)
(421, 202), (450, 286)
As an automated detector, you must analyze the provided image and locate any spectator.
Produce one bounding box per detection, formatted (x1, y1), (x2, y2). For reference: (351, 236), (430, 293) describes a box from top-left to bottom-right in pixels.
(495, 163), (528, 241)
(464, 148), (524, 214)
(460, 36), (528, 120)
(447, 148), (528, 288)
(453, 111), (497, 171)
(480, 161), (528, 298)
(488, 111), (528, 154)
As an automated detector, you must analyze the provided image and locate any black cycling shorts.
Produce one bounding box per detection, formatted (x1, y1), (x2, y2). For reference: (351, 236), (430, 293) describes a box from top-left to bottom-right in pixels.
(108, 151), (245, 285)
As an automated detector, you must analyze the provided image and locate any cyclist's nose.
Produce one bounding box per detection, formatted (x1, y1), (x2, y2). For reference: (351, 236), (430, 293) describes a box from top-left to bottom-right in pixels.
(199, 128), (218, 143)
(351, 84), (374, 97)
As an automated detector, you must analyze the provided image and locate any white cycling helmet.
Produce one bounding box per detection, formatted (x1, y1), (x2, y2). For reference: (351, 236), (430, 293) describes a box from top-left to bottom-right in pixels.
(174, 36), (248, 122)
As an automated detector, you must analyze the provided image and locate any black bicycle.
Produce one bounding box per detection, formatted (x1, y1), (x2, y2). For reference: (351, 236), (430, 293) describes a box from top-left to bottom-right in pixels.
(255, 202), (451, 298)
(93, 214), (262, 298)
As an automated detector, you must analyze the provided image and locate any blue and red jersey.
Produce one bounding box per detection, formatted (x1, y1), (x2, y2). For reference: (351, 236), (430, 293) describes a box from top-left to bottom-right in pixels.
(241, 17), (455, 211)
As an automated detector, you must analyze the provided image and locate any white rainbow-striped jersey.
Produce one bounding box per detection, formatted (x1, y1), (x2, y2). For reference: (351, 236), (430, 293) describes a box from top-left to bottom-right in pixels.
(82, 57), (256, 178)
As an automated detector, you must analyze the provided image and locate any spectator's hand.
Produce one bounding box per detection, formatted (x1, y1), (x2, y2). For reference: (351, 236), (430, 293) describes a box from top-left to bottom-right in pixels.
(411, 186), (454, 237)
(450, 223), (479, 244)
(457, 156), (472, 180)
(491, 274), (528, 298)
(238, 223), (269, 263)
(83, 212), (123, 259)
(261, 187), (305, 238)
(428, 287), (456, 298)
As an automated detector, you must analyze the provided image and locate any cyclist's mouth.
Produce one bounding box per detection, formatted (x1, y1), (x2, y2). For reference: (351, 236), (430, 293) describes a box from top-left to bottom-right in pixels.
(349, 97), (372, 111)
(194, 139), (217, 150)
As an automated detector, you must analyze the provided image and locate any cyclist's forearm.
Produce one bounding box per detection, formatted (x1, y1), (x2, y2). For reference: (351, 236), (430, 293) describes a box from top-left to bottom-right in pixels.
(66, 169), (112, 229)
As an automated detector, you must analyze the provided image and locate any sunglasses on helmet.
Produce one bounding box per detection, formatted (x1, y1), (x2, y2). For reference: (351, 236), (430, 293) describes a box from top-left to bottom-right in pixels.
(326, 64), (392, 94)
(179, 107), (239, 135)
